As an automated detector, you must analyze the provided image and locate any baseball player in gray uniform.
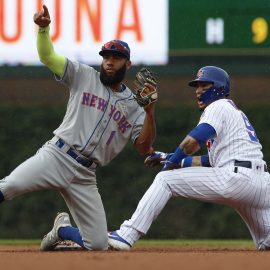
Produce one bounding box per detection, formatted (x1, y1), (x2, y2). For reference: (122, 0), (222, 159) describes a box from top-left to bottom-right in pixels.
(0, 5), (156, 251)
(108, 66), (270, 251)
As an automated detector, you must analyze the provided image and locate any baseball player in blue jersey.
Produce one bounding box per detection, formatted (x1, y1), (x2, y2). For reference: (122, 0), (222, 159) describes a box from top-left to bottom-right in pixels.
(0, 5), (157, 251)
(108, 66), (270, 251)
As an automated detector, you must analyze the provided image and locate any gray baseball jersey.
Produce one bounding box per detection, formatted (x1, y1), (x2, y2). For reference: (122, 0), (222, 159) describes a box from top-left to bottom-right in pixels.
(55, 60), (146, 166)
(116, 98), (270, 250)
(0, 59), (146, 250)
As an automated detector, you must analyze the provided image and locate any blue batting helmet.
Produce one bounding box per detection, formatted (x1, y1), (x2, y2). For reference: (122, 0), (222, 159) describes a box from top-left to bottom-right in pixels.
(188, 66), (230, 105)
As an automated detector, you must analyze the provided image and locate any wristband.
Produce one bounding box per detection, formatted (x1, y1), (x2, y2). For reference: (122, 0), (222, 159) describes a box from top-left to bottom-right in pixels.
(201, 155), (210, 167)
(181, 156), (193, 168)
(38, 26), (50, 33)
(168, 147), (188, 164)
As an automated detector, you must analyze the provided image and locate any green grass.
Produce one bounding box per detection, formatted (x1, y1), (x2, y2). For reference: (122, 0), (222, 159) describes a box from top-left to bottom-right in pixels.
(0, 239), (254, 249)
(0, 239), (40, 245)
(135, 239), (254, 248)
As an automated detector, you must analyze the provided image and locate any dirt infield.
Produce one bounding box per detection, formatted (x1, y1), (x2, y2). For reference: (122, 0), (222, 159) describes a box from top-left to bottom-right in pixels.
(1, 245), (270, 270)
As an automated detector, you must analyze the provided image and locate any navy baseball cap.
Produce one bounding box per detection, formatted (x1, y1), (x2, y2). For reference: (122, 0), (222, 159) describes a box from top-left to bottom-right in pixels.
(99, 40), (130, 60)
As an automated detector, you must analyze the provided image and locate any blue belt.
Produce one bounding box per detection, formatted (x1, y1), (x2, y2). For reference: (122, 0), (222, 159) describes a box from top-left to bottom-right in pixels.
(55, 139), (95, 168)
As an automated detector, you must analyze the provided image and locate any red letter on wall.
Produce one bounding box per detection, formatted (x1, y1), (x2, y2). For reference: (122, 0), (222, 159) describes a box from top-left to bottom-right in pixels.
(0, 0), (22, 43)
(116, 0), (142, 41)
(76, 0), (101, 42)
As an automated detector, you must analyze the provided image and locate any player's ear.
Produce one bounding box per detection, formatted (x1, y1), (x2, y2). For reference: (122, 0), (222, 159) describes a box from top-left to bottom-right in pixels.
(126, 60), (132, 70)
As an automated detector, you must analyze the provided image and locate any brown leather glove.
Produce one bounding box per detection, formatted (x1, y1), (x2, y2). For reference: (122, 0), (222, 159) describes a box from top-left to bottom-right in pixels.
(133, 68), (158, 107)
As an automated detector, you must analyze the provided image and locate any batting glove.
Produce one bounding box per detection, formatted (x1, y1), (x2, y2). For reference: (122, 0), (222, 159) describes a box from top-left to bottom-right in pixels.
(161, 160), (181, 171)
(144, 151), (173, 167)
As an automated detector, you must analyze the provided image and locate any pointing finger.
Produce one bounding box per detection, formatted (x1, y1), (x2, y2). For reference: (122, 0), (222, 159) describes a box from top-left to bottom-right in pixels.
(43, 4), (50, 17)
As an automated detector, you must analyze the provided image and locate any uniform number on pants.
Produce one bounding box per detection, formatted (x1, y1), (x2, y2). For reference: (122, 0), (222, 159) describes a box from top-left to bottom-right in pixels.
(241, 113), (259, 142)
(106, 131), (116, 145)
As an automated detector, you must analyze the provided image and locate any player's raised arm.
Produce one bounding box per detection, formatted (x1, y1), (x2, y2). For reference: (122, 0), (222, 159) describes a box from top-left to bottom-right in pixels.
(134, 103), (156, 155)
(133, 68), (158, 155)
(34, 5), (66, 77)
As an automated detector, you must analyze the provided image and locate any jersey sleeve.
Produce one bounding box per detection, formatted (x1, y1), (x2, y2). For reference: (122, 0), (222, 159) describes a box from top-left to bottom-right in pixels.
(198, 101), (227, 136)
(55, 59), (96, 93)
(131, 109), (146, 143)
(55, 59), (79, 86)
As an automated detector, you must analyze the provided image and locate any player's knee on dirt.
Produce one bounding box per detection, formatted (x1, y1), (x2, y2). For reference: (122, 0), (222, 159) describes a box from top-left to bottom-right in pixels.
(83, 233), (108, 251)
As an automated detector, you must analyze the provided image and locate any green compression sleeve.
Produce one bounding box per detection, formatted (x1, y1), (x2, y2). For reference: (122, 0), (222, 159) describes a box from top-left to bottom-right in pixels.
(37, 26), (66, 77)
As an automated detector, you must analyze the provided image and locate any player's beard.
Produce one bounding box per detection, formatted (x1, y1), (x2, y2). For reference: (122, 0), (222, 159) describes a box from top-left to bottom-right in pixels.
(100, 64), (127, 86)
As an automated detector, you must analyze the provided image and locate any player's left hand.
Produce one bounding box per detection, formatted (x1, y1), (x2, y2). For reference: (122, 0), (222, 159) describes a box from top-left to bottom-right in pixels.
(134, 67), (158, 108)
(144, 151), (173, 167)
(161, 160), (181, 171)
(144, 151), (167, 167)
(142, 83), (157, 113)
(33, 4), (51, 27)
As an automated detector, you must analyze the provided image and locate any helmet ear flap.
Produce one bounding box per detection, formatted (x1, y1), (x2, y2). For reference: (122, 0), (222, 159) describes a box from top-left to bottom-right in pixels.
(200, 85), (229, 105)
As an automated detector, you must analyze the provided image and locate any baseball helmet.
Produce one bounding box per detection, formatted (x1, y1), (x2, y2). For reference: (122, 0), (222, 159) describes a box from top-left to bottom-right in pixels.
(188, 66), (230, 105)
(99, 40), (130, 60)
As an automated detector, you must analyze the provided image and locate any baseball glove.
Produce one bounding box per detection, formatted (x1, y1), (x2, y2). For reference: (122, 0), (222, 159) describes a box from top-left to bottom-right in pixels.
(134, 67), (158, 107)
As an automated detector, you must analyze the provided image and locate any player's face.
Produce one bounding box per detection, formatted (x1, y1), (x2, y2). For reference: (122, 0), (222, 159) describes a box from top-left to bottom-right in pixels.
(195, 82), (213, 111)
(100, 53), (131, 87)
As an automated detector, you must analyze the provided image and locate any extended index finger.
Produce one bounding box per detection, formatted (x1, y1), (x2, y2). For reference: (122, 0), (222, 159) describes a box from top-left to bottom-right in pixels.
(43, 4), (50, 17)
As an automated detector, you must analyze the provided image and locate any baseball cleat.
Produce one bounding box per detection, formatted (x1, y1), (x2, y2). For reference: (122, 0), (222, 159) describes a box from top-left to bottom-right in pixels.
(54, 240), (83, 251)
(40, 212), (71, 251)
(108, 231), (132, 251)
(258, 243), (270, 251)
(258, 234), (270, 251)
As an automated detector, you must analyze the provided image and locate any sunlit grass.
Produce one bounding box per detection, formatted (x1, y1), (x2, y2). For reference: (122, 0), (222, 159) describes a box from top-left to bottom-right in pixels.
(0, 239), (254, 249)
(135, 239), (254, 249)
(0, 239), (40, 245)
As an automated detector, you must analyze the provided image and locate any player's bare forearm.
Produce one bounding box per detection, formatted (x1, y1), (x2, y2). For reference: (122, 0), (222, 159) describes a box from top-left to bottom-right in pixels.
(135, 105), (156, 155)
(181, 155), (210, 168)
(180, 135), (200, 155)
(191, 156), (202, 166)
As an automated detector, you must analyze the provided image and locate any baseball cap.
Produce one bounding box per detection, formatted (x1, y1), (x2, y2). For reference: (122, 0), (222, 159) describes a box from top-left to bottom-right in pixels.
(99, 40), (130, 60)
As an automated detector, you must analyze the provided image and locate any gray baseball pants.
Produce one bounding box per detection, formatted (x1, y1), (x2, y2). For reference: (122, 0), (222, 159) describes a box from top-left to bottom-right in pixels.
(0, 140), (108, 250)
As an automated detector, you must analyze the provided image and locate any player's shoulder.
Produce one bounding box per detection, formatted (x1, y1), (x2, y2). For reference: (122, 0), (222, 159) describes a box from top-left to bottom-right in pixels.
(67, 59), (97, 73)
(78, 62), (97, 73)
(206, 99), (233, 111)
(203, 99), (235, 119)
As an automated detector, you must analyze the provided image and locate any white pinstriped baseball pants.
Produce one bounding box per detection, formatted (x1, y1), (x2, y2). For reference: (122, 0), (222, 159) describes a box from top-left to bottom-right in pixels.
(119, 164), (270, 249)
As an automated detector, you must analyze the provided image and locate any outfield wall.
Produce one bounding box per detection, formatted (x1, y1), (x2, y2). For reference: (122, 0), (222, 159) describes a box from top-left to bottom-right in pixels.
(0, 105), (269, 239)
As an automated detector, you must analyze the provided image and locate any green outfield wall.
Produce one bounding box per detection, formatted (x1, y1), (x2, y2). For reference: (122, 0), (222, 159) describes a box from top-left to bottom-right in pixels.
(0, 105), (269, 239)
(0, 0), (270, 240)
